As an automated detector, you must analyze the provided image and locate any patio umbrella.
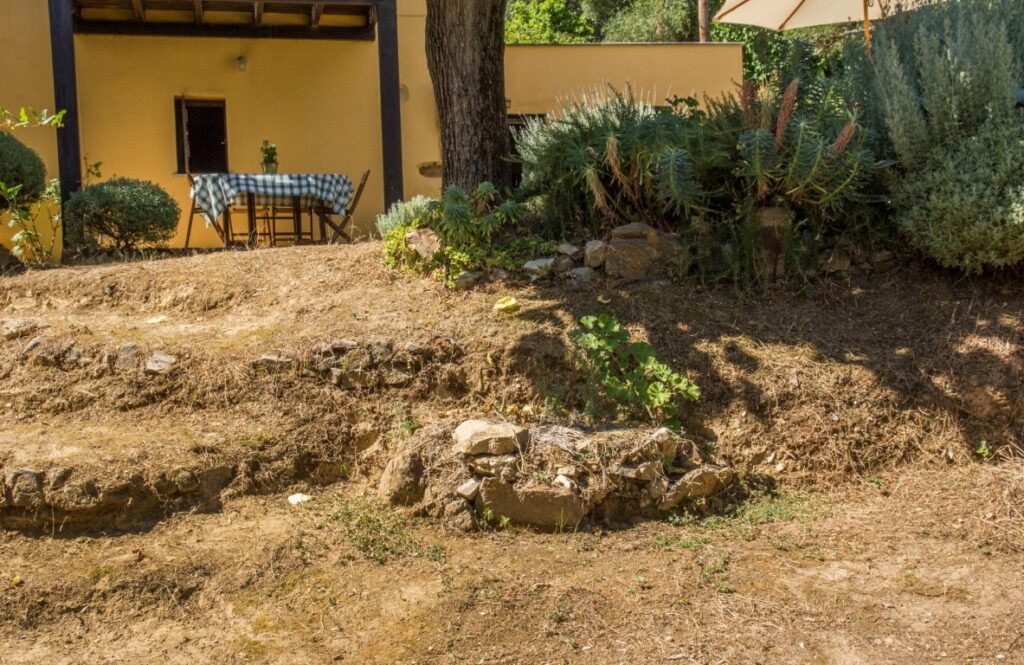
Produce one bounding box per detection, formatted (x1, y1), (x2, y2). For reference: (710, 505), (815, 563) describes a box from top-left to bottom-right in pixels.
(714, 0), (905, 43)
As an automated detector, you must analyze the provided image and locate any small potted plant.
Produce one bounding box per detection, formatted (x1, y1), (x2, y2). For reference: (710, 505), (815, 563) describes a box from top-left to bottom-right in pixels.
(259, 139), (278, 174)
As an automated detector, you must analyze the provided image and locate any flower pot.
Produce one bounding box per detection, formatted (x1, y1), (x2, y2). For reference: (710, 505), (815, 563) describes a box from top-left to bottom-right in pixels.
(261, 162), (278, 175)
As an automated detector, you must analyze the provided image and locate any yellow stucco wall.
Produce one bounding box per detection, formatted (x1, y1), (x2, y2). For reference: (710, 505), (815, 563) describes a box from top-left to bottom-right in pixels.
(1, 0), (742, 256)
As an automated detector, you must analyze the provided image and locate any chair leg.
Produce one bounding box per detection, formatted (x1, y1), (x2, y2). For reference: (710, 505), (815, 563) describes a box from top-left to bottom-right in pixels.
(184, 206), (196, 249)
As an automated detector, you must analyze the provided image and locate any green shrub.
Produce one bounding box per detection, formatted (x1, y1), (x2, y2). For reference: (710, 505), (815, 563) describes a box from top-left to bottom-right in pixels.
(0, 132), (47, 211)
(64, 178), (180, 250)
(874, 0), (1021, 165)
(516, 85), (881, 286)
(895, 116), (1024, 273)
(376, 195), (433, 237)
(570, 314), (699, 426)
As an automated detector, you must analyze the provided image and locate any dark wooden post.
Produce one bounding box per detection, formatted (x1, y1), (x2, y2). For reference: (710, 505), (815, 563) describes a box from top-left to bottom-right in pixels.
(47, 0), (84, 250)
(376, 0), (404, 210)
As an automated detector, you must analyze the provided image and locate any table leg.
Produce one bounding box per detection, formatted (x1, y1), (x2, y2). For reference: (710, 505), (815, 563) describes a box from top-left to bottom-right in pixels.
(247, 193), (257, 246)
(318, 204), (327, 244)
(292, 196), (302, 245)
(223, 210), (234, 247)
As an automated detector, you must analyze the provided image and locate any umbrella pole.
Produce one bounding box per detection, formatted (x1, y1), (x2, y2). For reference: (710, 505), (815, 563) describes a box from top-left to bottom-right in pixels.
(863, 0), (873, 48)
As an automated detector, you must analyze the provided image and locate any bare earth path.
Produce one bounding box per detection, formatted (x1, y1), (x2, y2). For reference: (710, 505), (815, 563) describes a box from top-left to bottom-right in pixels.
(0, 245), (1022, 663)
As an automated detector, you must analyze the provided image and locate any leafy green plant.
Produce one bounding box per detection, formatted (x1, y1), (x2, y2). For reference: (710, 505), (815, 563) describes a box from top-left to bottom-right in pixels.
(64, 177), (181, 250)
(376, 195), (433, 236)
(382, 184), (547, 288)
(569, 313), (699, 426)
(1, 178), (62, 265)
(0, 132), (47, 211)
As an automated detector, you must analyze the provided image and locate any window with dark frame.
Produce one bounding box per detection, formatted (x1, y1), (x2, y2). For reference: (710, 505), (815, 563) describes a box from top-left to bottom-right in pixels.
(507, 113), (545, 186)
(175, 98), (228, 174)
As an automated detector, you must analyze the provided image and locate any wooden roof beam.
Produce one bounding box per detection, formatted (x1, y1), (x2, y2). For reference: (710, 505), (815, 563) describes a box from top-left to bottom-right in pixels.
(130, 0), (144, 21)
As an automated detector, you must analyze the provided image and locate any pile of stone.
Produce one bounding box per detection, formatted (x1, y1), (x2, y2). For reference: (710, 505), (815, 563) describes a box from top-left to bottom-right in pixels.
(378, 419), (737, 530)
(521, 222), (688, 282)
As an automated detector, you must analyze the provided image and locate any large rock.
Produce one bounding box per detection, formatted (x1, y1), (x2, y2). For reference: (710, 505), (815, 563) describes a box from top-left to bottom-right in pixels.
(659, 466), (735, 510)
(405, 228), (441, 261)
(466, 454), (519, 481)
(452, 420), (528, 456)
(453, 271), (483, 291)
(584, 240), (608, 268)
(605, 223), (685, 279)
(475, 479), (588, 530)
(378, 451), (425, 506)
(523, 258), (556, 276)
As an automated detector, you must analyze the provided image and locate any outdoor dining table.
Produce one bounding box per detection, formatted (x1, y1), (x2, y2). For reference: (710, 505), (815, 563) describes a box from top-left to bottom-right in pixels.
(189, 173), (355, 247)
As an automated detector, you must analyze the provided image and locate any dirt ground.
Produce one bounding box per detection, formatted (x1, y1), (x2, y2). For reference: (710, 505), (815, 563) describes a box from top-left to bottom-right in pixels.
(1, 243), (1022, 663)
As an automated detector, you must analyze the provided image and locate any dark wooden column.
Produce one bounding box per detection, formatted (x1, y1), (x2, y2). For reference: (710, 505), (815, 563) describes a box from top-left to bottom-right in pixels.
(376, 0), (404, 209)
(47, 0), (84, 249)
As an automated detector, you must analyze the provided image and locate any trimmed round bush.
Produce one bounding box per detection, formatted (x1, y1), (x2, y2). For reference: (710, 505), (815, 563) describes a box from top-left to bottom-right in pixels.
(0, 132), (47, 211)
(895, 117), (1024, 274)
(64, 178), (181, 250)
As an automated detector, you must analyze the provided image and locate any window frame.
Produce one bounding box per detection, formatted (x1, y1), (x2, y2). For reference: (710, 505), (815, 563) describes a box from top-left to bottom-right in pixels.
(174, 97), (229, 175)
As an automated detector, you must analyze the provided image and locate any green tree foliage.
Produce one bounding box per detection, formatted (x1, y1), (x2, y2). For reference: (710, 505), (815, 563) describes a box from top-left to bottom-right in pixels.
(0, 133), (47, 211)
(506, 0), (594, 44)
(64, 178), (181, 250)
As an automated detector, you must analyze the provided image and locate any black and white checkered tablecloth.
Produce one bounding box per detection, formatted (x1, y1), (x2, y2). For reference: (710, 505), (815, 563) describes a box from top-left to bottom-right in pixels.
(191, 173), (354, 225)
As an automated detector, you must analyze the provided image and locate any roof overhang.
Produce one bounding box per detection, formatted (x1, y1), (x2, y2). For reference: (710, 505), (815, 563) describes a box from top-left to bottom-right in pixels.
(72, 0), (378, 40)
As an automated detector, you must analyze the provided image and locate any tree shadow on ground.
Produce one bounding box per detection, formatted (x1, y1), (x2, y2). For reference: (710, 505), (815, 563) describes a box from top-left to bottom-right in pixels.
(504, 266), (1024, 479)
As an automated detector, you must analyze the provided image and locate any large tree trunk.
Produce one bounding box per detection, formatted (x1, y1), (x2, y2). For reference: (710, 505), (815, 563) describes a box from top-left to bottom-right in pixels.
(425, 0), (512, 191)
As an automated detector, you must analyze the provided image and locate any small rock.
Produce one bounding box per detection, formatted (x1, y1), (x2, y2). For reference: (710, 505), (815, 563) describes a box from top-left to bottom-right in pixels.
(821, 251), (851, 275)
(647, 476), (669, 500)
(114, 343), (140, 371)
(172, 468), (201, 494)
(2, 319), (40, 341)
(659, 466), (735, 510)
(452, 419), (529, 456)
(553, 474), (576, 491)
(405, 228), (441, 261)
(557, 243), (581, 258)
(144, 351), (178, 375)
(254, 354), (294, 372)
(288, 493), (313, 506)
(522, 258), (555, 276)
(605, 239), (659, 279)
(456, 478), (481, 501)
(21, 335), (45, 357)
(453, 271), (483, 291)
(553, 255), (575, 275)
(467, 454), (519, 481)
(566, 266), (595, 282)
(378, 451), (425, 506)
(649, 428), (682, 467)
(5, 469), (44, 508)
(584, 240), (608, 268)
(330, 339), (359, 353)
(331, 367), (373, 390)
(609, 461), (661, 482)
(556, 465), (578, 478)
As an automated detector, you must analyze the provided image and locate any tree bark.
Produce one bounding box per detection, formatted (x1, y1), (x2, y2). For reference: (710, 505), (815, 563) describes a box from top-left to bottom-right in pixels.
(425, 0), (512, 191)
(697, 0), (710, 42)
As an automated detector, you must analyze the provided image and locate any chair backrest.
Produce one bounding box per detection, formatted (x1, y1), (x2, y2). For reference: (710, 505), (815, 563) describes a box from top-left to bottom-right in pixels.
(347, 170), (371, 214)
